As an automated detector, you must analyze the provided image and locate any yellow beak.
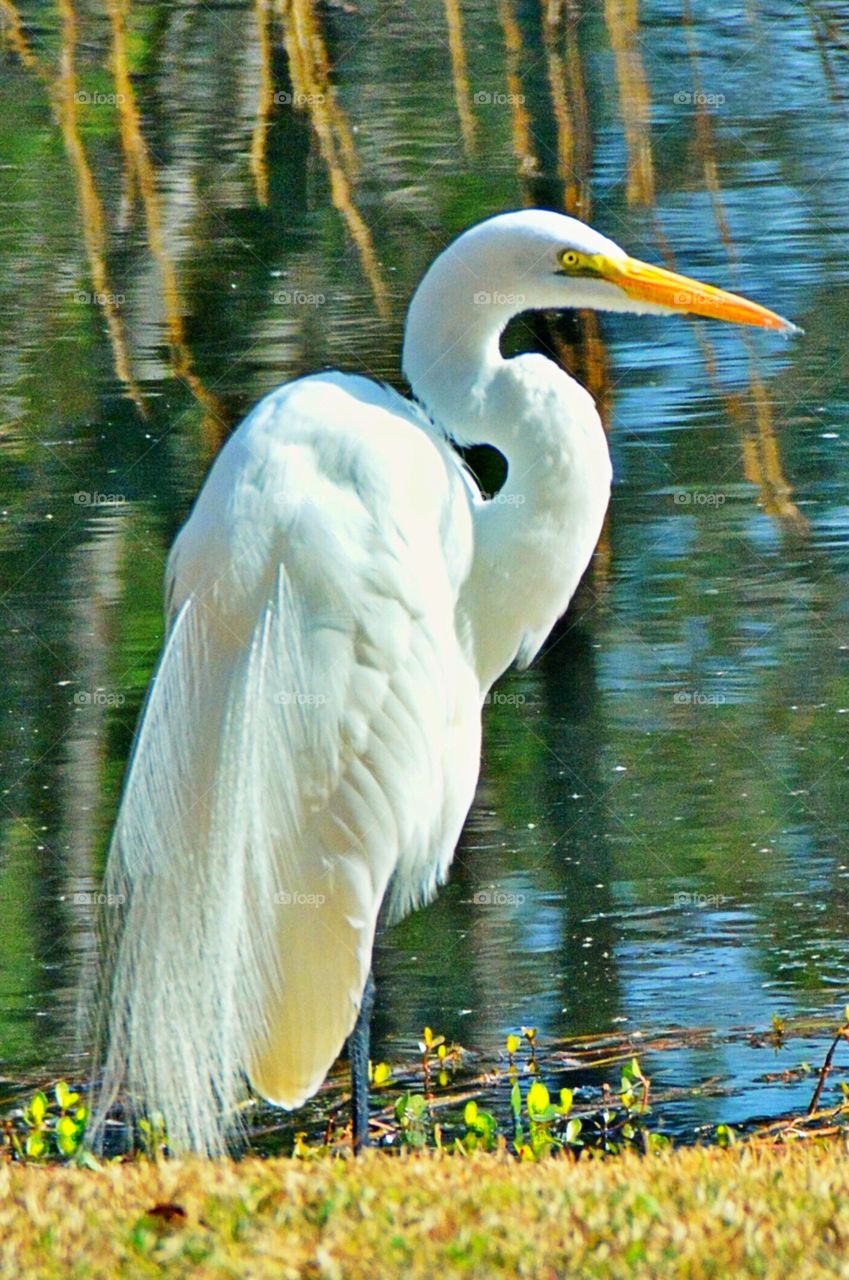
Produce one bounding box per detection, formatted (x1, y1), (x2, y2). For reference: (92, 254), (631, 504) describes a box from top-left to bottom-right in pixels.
(601, 255), (800, 335)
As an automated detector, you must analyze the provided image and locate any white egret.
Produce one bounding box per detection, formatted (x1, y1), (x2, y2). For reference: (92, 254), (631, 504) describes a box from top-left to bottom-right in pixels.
(90, 210), (797, 1155)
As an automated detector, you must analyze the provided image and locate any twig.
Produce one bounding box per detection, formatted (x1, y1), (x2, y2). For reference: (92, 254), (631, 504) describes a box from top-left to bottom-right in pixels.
(807, 1022), (849, 1116)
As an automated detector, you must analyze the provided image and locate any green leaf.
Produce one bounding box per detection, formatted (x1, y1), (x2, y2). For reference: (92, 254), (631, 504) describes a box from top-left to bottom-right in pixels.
(25, 1092), (48, 1127)
(556, 1088), (573, 1115)
(419, 1027), (444, 1053)
(463, 1101), (478, 1127)
(394, 1093), (409, 1123)
(372, 1062), (392, 1087)
(55, 1081), (80, 1111)
(25, 1132), (46, 1158)
(510, 1082), (522, 1121)
(506, 1034), (520, 1056)
(526, 1081), (550, 1119)
(621, 1057), (643, 1086)
(565, 1118), (582, 1144)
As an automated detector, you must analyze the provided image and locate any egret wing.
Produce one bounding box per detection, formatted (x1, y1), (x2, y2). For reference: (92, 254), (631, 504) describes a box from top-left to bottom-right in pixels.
(95, 374), (479, 1153)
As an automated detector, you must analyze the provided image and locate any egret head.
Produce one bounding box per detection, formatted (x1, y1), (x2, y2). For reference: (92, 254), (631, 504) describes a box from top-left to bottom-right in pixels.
(402, 209), (799, 431)
(433, 208), (799, 334)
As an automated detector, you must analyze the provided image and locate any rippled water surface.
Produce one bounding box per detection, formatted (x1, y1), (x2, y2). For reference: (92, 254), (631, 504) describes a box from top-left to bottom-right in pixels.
(2, 0), (849, 1138)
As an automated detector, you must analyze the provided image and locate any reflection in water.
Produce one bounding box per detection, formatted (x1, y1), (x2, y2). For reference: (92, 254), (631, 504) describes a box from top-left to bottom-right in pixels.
(281, 0), (390, 320)
(1, 0), (37, 70)
(679, 0), (805, 529)
(496, 0), (536, 178)
(251, 0), (275, 207)
(108, 0), (226, 450)
(444, 0), (479, 157)
(1, 0), (847, 1135)
(603, 0), (654, 207)
(56, 0), (144, 414)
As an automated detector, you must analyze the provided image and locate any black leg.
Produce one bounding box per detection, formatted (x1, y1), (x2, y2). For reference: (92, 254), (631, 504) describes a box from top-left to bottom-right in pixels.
(349, 970), (376, 1153)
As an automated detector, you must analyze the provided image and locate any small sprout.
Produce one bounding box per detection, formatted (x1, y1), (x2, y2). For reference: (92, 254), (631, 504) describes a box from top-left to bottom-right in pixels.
(138, 1111), (168, 1160)
(506, 1033), (520, 1057)
(293, 1131), (312, 1158)
(716, 1123), (737, 1148)
(394, 1091), (429, 1147)
(523, 1027), (539, 1070)
(620, 1057), (650, 1114)
(14, 1082), (88, 1162)
(462, 1099), (496, 1150)
(419, 1027), (444, 1053)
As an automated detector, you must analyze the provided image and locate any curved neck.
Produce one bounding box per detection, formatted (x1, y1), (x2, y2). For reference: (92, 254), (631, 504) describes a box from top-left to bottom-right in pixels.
(402, 258), (612, 691)
(402, 245), (512, 449)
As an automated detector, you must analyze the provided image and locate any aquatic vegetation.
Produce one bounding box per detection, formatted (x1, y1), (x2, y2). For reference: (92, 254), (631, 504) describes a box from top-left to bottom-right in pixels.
(2, 1081), (90, 1164)
(3, 1009), (849, 1167)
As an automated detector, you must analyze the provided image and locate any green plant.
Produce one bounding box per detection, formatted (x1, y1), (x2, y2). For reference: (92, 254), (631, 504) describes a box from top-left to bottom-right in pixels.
(460, 1100), (497, 1152)
(394, 1092), (429, 1148)
(138, 1110), (168, 1160)
(15, 1081), (89, 1162)
(511, 1080), (581, 1160)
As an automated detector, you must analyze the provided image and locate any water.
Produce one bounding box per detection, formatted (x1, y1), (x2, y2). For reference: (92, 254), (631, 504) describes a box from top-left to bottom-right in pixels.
(2, 0), (849, 1139)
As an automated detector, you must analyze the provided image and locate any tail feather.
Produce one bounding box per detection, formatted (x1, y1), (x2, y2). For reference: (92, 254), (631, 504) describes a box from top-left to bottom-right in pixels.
(89, 570), (382, 1154)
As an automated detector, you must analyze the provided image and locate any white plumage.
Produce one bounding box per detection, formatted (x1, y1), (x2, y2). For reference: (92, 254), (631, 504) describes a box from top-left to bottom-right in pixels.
(91, 210), (795, 1153)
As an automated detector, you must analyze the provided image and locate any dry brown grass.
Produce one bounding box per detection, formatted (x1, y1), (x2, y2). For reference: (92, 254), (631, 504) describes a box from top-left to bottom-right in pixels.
(2, 1143), (849, 1278)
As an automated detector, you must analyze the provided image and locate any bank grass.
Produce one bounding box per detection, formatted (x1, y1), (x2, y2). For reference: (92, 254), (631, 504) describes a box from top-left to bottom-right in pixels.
(3, 1141), (849, 1279)
(4, 1014), (849, 1276)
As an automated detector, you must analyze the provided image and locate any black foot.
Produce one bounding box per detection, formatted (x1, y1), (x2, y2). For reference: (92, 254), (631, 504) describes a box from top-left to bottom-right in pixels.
(348, 971), (376, 1153)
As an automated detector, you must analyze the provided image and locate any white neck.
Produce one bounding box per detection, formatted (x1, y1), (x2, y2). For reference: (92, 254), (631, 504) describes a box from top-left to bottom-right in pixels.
(402, 250), (612, 691)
